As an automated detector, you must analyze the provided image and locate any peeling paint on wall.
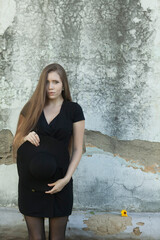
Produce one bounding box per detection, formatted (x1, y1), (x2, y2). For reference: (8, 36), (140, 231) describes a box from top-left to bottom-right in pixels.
(0, 130), (13, 164)
(74, 147), (160, 211)
(85, 129), (160, 174)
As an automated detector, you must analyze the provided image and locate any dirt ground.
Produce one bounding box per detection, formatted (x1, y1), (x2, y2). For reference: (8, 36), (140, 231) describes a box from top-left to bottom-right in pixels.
(0, 225), (143, 240)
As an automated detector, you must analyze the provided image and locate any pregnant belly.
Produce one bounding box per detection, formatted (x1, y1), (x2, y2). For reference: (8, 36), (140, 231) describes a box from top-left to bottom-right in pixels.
(29, 151), (57, 180)
(17, 135), (69, 186)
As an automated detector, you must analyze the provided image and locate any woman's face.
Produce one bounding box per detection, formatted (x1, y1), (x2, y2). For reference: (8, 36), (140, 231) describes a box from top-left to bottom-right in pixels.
(46, 71), (63, 100)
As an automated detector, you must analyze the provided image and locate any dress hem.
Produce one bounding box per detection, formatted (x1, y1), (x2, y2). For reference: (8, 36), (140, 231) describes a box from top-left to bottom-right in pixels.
(19, 209), (72, 218)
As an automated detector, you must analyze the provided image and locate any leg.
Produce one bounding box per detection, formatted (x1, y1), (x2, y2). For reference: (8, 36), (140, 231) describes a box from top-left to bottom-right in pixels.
(48, 216), (68, 240)
(24, 215), (46, 240)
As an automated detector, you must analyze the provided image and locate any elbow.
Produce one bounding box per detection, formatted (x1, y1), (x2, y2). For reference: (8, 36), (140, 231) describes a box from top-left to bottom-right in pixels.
(72, 146), (83, 155)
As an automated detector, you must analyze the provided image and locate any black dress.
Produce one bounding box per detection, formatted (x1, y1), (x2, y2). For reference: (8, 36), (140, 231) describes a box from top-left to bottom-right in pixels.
(16, 100), (85, 218)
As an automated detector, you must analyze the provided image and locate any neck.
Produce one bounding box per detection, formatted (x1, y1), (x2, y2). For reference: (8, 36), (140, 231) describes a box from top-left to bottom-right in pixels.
(46, 96), (64, 106)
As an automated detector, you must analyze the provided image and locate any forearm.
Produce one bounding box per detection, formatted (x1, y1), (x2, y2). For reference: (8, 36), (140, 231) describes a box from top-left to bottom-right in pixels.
(64, 148), (83, 183)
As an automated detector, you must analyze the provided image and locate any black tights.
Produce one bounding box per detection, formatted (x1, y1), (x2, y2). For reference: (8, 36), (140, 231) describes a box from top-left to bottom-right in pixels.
(24, 215), (68, 240)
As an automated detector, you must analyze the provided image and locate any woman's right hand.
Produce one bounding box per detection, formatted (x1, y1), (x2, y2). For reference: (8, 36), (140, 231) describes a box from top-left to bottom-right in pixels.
(24, 131), (40, 147)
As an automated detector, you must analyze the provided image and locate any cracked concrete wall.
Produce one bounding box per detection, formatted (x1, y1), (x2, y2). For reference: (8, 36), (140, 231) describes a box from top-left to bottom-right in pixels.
(1, 0), (160, 211)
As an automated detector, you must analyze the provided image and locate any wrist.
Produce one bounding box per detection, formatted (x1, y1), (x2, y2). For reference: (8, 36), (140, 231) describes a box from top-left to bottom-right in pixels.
(63, 175), (71, 184)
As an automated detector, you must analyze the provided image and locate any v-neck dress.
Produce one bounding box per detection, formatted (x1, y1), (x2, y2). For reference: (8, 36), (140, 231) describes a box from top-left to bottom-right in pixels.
(16, 100), (85, 218)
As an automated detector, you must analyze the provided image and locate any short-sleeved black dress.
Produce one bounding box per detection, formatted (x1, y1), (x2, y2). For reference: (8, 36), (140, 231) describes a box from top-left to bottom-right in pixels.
(16, 100), (85, 218)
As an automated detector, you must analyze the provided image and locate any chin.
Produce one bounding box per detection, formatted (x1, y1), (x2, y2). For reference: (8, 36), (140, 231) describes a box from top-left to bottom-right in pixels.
(47, 95), (56, 99)
(47, 93), (62, 100)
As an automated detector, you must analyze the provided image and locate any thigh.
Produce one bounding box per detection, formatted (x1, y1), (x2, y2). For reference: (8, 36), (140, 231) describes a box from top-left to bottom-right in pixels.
(48, 216), (68, 240)
(24, 215), (46, 240)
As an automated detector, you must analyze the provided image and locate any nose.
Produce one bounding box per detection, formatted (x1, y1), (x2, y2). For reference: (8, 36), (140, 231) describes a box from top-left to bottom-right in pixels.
(48, 81), (54, 89)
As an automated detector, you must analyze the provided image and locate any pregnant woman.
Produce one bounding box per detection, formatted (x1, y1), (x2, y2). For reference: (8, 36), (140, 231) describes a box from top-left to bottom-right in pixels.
(13, 63), (85, 240)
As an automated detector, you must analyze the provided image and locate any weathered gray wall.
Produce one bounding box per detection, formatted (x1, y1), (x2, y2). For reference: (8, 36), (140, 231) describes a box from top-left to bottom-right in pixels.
(1, 0), (160, 211)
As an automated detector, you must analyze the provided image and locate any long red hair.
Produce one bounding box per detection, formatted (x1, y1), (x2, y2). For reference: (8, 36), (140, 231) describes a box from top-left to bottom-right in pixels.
(12, 63), (73, 162)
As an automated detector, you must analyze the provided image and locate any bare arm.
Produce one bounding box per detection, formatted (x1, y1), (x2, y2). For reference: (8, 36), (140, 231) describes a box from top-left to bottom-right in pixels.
(64, 119), (85, 182)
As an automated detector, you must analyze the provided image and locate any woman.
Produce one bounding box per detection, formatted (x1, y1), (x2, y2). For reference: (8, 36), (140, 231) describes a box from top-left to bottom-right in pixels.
(13, 63), (85, 240)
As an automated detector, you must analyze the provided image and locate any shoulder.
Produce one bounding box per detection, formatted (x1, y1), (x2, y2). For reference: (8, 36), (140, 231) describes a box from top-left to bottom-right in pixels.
(64, 101), (83, 111)
(64, 101), (85, 122)
(64, 100), (81, 106)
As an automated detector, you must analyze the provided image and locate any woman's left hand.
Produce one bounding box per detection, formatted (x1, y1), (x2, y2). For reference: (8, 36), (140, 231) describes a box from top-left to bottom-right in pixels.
(45, 178), (69, 194)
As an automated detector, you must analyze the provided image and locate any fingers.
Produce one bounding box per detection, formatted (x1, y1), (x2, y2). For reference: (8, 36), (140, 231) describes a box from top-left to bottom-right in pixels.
(48, 183), (55, 186)
(45, 182), (59, 194)
(45, 183), (56, 194)
(31, 135), (39, 146)
(27, 131), (40, 146)
(34, 132), (40, 142)
(45, 180), (66, 194)
(45, 186), (60, 194)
